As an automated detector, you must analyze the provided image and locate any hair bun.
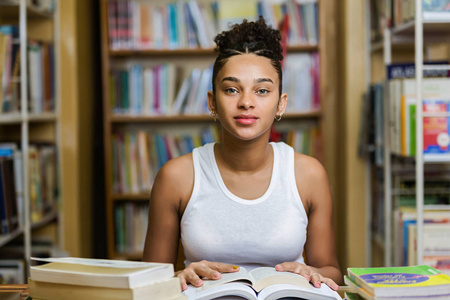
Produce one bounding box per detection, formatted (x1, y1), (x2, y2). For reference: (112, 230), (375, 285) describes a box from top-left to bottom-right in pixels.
(214, 16), (283, 62)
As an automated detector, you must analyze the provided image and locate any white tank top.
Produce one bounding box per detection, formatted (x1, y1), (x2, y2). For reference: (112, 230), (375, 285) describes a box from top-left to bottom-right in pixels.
(180, 142), (308, 271)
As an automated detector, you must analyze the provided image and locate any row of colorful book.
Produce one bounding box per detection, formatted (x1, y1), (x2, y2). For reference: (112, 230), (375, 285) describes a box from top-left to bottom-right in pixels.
(0, 142), (58, 236)
(107, 0), (318, 51)
(111, 126), (220, 194)
(115, 201), (148, 255)
(369, 0), (450, 43)
(109, 63), (210, 116)
(387, 66), (450, 161)
(28, 257), (186, 300)
(361, 63), (450, 161)
(270, 124), (322, 159)
(344, 265), (450, 299)
(0, 25), (55, 115)
(109, 52), (320, 116)
(392, 206), (450, 274)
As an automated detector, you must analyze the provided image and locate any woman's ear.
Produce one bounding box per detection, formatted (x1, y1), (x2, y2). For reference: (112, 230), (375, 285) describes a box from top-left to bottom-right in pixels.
(207, 90), (216, 113)
(276, 92), (288, 117)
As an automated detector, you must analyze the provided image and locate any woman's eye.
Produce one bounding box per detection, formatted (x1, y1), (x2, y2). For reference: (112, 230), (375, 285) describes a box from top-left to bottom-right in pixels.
(225, 88), (238, 94)
(257, 89), (269, 95)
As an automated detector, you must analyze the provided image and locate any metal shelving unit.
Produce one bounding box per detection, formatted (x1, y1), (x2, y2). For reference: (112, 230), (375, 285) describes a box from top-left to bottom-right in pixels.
(0, 0), (61, 273)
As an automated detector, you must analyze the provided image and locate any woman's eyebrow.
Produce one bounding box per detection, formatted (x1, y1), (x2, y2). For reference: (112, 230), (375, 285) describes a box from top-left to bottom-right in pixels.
(221, 76), (240, 83)
(255, 78), (274, 84)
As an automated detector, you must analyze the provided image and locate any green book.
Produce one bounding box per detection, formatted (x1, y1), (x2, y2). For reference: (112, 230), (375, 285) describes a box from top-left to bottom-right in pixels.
(347, 265), (450, 298)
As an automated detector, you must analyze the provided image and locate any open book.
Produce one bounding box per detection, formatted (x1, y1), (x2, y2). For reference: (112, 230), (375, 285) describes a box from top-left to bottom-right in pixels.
(183, 267), (341, 300)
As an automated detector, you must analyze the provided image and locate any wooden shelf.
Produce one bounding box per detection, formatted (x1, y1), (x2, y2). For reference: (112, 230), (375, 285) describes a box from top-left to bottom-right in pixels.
(114, 251), (143, 261)
(0, 228), (23, 248)
(0, 112), (57, 124)
(0, 113), (22, 124)
(111, 193), (150, 201)
(31, 210), (58, 230)
(28, 112), (57, 123)
(109, 110), (321, 123)
(109, 44), (319, 57)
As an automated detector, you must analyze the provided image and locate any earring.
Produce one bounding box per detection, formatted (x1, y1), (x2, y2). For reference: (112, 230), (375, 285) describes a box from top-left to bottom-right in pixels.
(210, 110), (218, 122)
(275, 112), (283, 121)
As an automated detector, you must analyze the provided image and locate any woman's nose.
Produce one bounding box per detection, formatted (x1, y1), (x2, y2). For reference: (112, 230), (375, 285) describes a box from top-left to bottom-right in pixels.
(237, 93), (255, 109)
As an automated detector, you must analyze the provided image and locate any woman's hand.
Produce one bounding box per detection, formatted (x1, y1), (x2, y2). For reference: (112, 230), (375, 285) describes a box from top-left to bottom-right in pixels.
(176, 260), (240, 291)
(275, 262), (339, 291)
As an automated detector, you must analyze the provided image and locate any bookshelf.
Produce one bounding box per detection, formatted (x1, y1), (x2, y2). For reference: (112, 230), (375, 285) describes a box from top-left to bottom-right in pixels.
(100, 0), (339, 261)
(0, 0), (60, 279)
(365, 0), (450, 271)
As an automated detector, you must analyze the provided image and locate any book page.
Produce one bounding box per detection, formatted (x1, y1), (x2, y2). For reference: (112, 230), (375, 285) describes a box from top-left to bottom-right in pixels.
(198, 267), (251, 291)
(184, 282), (257, 300)
(30, 257), (166, 269)
(258, 283), (342, 300)
(248, 267), (311, 292)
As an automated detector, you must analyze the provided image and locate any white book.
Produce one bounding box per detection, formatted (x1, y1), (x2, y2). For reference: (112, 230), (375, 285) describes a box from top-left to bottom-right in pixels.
(187, 1), (211, 48)
(184, 68), (202, 114)
(30, 257), (174, 289)
(172, 75), (191, 115)
(143, 67), (155, 115)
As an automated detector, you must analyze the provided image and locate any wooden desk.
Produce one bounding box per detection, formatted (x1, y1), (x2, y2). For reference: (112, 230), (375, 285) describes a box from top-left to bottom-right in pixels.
(1, 283), (349, 299)
(0, 284), (29, 300)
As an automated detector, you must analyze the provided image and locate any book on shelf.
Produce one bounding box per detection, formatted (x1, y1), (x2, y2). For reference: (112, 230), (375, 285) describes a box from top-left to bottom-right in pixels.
(28, 143), (58, 223)
(0, 25), (19, 114)
(386, 68), (450, 158)
(0, 157), (18, 234)
(347, 265), (450, 298)
(29, 257), (175, 289)
(183, 266), (341, 300)
(28, 40), (55, 114)
(0, 260), (25, 284)
(283, 52), (320, 112)
(111, 126), (219, 194)
(393, 207), (450, 269)
(114, 202), (148, 254)
(0, 149), (20, 235)
(407, 222), (450, 273)
(106, 0), (319, 51)
(423, 0), (450, 21)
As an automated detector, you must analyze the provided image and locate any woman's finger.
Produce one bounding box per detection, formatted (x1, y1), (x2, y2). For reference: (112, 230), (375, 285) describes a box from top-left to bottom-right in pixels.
(183, 269), (204, 287)
(177, 274), (188, 291)
(310, 272), (322, 288)
(322, 277), (340, 291)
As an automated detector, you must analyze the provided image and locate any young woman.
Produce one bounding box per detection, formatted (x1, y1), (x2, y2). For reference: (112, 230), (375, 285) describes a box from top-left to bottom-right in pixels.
(143, 16), (342, 291)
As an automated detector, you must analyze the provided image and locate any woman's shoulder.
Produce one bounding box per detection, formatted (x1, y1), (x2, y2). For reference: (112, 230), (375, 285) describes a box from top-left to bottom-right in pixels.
(158, 152), (194, 180)
(293, 151), (329, 190)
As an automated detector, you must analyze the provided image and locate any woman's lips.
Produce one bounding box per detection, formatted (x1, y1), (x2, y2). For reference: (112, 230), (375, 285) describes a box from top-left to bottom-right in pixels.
(234, 115), (258, 125)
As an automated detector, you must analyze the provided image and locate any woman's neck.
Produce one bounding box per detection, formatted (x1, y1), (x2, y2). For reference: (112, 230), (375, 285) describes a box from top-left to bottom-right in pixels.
(214, 133), (273, 173)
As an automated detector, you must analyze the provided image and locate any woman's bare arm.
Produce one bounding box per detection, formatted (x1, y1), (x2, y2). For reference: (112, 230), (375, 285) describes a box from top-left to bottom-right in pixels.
(142, 154), (194, 265)
(276, 154), (342, 289)
(298, 154), (342, 284)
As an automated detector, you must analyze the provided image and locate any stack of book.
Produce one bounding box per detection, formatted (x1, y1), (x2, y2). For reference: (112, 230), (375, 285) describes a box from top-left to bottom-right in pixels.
(28, 257), (186, 300)
(344, 265), (450, 299)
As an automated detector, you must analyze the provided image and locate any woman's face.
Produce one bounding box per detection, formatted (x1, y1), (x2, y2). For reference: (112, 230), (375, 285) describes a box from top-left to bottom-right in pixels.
(208, 53), (287, 142)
